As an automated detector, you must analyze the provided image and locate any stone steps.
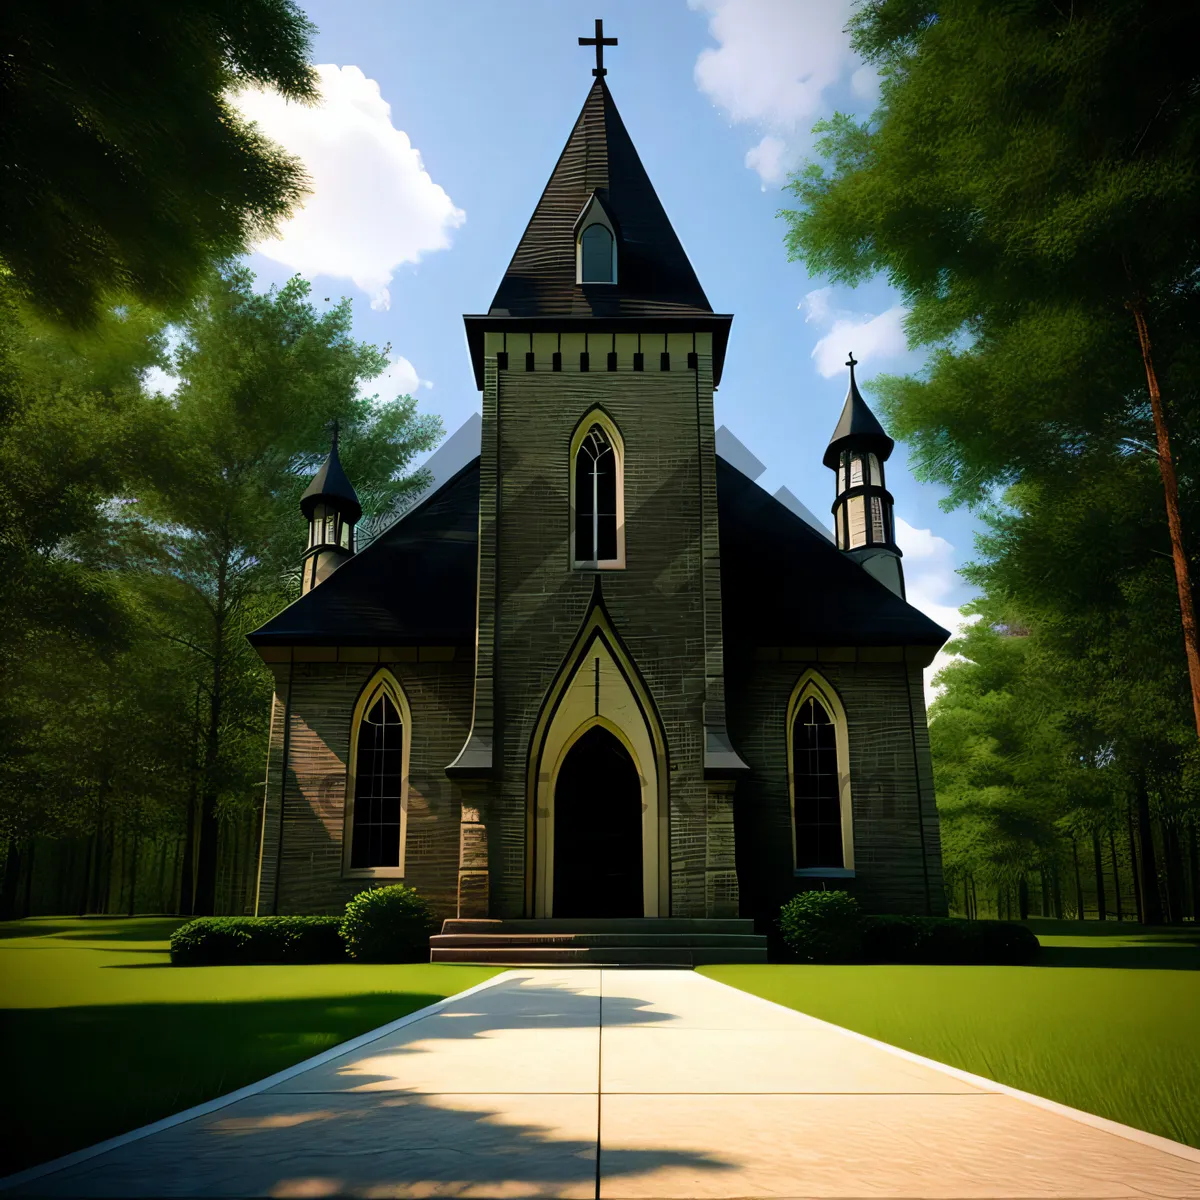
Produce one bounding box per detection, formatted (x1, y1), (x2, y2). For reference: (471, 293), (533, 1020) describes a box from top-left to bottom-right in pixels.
(429, 918), (768, 967)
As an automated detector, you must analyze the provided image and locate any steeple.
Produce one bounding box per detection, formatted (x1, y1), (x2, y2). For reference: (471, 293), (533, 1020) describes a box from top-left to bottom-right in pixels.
(825, 355), (905, 598)
(464, 63), (733, 388)
(300, 421), (361, 594)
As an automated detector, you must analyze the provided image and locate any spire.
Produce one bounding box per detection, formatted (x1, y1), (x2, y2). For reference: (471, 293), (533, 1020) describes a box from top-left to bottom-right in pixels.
(486, 77), (713, 320)
(822, 352), (895, 469)
(301, 420), (362, 524)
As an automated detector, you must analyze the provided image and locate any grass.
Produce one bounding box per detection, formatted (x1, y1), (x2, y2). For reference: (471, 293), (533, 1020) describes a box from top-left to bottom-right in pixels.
(701, 919), (1200, 1150)
(0, 916), (500, 1176)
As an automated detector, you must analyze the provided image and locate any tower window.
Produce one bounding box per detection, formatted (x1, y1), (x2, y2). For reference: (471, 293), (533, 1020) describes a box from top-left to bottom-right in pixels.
(870, 495), (886, 544)
(580, 224), (615, 283)
(849, 454), (864, 488)
(571, 416), (625, 569)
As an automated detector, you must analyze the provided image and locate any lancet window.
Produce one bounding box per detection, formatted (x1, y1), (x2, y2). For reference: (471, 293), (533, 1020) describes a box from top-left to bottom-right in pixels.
(572, 417), (624, 568)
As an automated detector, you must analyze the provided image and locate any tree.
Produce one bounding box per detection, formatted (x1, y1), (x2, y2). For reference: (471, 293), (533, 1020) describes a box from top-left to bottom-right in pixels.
(780, 0), (1200, 733)
(1, 0), (317, 327)
(133, 266), (442, 914)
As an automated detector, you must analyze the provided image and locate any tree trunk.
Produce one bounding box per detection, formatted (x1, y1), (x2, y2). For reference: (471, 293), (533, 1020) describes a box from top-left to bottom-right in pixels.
(21, 840), (36, 917)
(1052, 864), (1064, 919)
(0, 841), (22, 920)
(970, 874), (978, 920)
(1135, 775), (1164, 924)
(155, 839), (168, 914)
(1092, 832), (1107, 921)
(127, 831), (140, 917)
(1128, 301), (1200, 737)
(1109, 830), (1123, 921)
(169, 838), (181, 913)
(1017, 875), (1029, 921)
(1188, 821), (1199, 923)
(1040, 869), (1050, 919)
(1163, 821), (1185, 925)
(1072, 837), (1085, 919)
(180, 687), (202, 915)
(193, 564), (229, 917)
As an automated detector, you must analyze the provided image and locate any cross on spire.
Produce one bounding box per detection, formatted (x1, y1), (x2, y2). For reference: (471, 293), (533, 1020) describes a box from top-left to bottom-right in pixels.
(846, 352), (858, 371)
(579, 18), (617, 77)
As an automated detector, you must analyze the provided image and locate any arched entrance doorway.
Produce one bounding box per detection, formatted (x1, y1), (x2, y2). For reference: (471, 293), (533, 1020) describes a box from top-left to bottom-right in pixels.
(553, 725), (643, 918)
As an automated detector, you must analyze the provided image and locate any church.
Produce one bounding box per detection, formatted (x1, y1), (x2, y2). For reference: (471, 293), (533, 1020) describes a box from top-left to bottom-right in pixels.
(248, 29), (949, 961)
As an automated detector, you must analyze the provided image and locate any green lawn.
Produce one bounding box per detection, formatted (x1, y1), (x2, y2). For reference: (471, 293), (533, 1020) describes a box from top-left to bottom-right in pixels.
(0, 917), (500, 1176)
(702, 919), (1200, 1150)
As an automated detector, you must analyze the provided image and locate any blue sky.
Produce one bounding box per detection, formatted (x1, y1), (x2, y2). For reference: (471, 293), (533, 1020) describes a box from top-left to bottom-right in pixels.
(234, 0), (979, 680)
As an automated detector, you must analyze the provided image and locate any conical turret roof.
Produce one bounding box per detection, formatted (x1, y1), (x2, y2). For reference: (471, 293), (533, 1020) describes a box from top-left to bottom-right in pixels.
(301, 426), (362, 523)
(822, 356), (895, 469)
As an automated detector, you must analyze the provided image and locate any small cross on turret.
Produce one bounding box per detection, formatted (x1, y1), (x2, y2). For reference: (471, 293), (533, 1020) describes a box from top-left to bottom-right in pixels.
(579, 18), (617, 77)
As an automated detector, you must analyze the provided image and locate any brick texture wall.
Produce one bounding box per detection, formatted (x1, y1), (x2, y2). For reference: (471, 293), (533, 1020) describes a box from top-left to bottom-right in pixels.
(256, 656), (473, 917)
(727, 651), (947, 921)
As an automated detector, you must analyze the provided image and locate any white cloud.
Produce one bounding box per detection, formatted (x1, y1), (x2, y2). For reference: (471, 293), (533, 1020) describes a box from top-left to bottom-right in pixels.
(234, 65), (465, 310)
(363, 353), (432, 403)
(690, 0), (860, 184)
(850, 64), (881, 105)
(743, 135), (795, 187)
(894, 516), (977, 702)
(142, 365), (180, 397)
(810, 304), (909, 377)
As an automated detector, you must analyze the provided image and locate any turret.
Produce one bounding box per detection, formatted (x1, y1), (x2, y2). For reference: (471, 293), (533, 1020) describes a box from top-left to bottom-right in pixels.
(300, 421), (361, 594)
(823, 353), (904, 598)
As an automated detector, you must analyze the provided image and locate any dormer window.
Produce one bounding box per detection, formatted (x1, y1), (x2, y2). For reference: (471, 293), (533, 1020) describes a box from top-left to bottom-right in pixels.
(575, 193), (617, 284)
(581, 224), (614, 282)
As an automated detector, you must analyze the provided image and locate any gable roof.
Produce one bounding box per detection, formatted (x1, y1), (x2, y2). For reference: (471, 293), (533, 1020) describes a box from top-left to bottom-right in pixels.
(250, 451), (947, 654)
(248, 459), (479, 647)
(716, 455), (948, 649)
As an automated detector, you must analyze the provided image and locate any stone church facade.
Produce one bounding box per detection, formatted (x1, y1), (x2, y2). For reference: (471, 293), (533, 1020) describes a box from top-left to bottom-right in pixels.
(248, 70), (950, 930)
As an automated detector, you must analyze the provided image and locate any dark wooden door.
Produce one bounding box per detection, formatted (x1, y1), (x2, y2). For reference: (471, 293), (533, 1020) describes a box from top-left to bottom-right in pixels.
(553, 725), (643, 918)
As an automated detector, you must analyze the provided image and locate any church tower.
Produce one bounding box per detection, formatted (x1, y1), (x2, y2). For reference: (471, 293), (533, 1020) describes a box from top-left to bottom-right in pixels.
(449, 23), (746, 920)
(300, 423), (361, 595)
(824, 354), (905, 598)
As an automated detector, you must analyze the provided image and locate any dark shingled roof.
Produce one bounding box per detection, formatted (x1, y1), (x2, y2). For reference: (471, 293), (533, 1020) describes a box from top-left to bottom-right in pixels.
(488, 77), (712, 319)
(250, 454), (947, 653)
(823, 361), (895, 470)
(717, 456), (948, 648)
(463, 77), (734, 388)
(300, 435), (362, 523)
(249, 460), (478, 647)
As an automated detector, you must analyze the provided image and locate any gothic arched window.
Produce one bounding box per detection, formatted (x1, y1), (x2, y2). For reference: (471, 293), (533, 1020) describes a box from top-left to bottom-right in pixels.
(572, 416), (625, 568)
(787, 672), (854, 872)
(344, 670), (411, 875)
(580, 223), (615, 283)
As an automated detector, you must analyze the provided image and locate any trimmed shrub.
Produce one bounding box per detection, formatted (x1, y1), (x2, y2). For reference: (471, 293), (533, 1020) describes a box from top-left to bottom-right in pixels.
(340, 884), (438, 963)
(778, 890), (863, 963)
(860, 914), (1041, 965)
(170, 916), (345, 966)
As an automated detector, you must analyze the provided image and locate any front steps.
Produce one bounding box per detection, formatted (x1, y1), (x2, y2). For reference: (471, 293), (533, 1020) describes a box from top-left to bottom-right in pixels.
(429, 917), (768, 966)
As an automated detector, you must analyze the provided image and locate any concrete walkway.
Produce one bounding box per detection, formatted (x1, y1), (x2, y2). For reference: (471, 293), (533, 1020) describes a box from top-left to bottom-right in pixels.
(6, 968), (1200, 1198)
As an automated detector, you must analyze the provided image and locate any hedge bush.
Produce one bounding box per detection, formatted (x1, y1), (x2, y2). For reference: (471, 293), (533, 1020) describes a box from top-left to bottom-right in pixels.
(169, 916), (345, 966)
(778, 893), (1041, 965)
(340, 883), (438, 963)
(778, 890), (864, 963)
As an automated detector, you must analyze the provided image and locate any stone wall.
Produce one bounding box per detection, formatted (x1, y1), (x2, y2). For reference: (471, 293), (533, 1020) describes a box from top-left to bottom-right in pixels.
(256, 653), (473, 917)
(726, 648), (947, 921)
(479, 337), (737, 917)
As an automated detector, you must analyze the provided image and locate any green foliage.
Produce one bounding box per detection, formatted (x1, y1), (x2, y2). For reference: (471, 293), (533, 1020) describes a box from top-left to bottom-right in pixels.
(778, 890), (863, 963)
(1, 0), (318, 327)
(859, 915), (1040, 965)
(340, 885), (439, 964)
(779, 0), (1200, 917)
(169, 916), (344, 965)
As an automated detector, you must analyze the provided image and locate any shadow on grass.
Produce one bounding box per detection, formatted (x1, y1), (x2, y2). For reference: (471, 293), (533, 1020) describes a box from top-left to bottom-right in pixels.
(0, 918), (185, 943)
(1036, 944), (1200, 970)
(0, 978), (727, 1197)
(1025, 918), (1198, 940)
(0, 992), (446, 1176)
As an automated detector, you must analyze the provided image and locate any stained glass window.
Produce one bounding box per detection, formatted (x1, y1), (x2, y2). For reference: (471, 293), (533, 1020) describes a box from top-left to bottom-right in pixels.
(792, 696), (844, 868)
(350, 693), (403, 868)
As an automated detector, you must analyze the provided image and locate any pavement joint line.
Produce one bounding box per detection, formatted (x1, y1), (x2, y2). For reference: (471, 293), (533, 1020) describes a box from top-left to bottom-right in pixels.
(0, 968), (524, 1193)
(690, 970), (1200, 1164)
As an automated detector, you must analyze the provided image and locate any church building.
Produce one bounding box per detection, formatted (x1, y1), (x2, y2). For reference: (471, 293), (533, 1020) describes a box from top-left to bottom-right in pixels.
(248, 30), (950, 959)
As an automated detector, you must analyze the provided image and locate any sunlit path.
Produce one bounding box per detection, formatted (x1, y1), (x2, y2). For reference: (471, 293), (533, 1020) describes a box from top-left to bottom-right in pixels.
(5, 968), (1200, 1198)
